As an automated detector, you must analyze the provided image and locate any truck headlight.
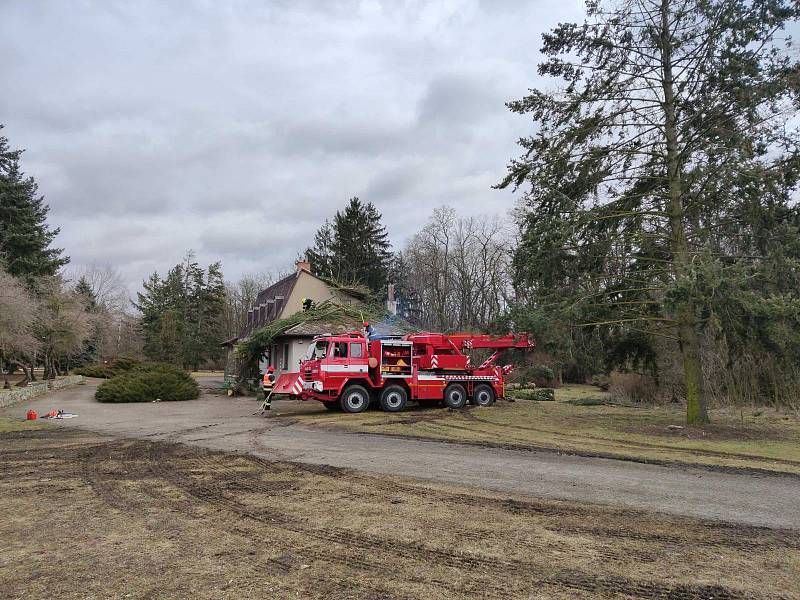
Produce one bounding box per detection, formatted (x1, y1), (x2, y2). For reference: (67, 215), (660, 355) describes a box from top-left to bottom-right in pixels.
(312, 381), (323, 392)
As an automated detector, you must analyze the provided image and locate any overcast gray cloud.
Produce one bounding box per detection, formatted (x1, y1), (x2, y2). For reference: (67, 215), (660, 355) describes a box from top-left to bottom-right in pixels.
(0, 0), (582, 291)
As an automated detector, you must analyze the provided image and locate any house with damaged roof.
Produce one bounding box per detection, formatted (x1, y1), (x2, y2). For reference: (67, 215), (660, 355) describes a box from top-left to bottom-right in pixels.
(222, 259), (403, 381)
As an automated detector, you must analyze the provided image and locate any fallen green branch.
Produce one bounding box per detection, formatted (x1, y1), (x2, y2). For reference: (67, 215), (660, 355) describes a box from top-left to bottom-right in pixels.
(234, 300), (389, 382)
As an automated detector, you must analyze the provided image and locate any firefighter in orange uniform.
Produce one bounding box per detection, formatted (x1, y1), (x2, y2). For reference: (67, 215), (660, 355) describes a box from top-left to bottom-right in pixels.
(262, 366), (276, 410)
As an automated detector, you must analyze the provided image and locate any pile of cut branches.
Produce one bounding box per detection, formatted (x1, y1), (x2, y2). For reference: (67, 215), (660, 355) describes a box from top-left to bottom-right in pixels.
(235, 300), (386, 383)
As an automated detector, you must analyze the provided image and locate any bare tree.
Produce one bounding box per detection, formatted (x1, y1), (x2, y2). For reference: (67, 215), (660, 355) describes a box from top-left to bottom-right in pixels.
(33, 278), (91, 379)
(0, 268), (39, 387)
(71, 263), (130, 314)
(69, 263), (146, 360)
(403, 207), (512, 331)
(223, 270), (288, 338)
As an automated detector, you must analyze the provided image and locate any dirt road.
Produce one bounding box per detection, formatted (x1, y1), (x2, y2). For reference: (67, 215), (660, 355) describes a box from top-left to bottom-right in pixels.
(7, 379), (800, 530)
(3, 427), (799, 600)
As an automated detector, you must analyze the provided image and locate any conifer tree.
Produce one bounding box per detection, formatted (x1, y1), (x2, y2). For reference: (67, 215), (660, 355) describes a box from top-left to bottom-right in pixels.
(500, 0), (800, 423)
(134, 253), (226, 369)
(0, 126), (68, 285)
(307, 197), (392, 295)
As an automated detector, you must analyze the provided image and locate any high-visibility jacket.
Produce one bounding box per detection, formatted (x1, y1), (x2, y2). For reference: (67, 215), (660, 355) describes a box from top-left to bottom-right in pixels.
(263, 371), (276, 389)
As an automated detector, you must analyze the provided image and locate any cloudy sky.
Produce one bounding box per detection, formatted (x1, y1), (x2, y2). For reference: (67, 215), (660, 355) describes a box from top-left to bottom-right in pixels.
(1, 0), (582, 291)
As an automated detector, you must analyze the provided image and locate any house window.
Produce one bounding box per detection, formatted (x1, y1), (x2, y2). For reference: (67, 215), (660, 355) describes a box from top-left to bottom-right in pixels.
(283, 343), (289, 370)
(350, 342), (363, 358)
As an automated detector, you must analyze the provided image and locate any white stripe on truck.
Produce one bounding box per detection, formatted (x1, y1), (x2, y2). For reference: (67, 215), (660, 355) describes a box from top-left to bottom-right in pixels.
(320, 364), (369, 373)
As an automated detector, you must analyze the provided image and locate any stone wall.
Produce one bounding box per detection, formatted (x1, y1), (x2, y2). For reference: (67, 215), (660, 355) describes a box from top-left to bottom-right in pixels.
(0, 375), (85, 409)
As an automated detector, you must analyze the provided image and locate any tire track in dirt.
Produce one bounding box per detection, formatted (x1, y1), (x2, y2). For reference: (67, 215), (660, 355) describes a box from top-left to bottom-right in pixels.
(278, 454), (800, 553)
(82, 439), (780, 600)
(4, 433), (784, 600)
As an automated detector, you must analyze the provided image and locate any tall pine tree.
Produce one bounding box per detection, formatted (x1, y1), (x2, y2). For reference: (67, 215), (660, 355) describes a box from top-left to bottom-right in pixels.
(134, 253), (226, 369)
(0, 125), (68, 285)
(307, 197), (392, 295)
(499, 0), (800, 422)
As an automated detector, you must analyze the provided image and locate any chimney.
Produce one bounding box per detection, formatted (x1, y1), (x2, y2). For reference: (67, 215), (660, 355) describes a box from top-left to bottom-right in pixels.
(247, 309), (253, 327)
(295, 257), (311, 273)
(386, 283), (397, 316)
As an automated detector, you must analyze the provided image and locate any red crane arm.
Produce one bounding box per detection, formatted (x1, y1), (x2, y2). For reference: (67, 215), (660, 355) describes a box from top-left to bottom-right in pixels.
(448, 334), (535, 351)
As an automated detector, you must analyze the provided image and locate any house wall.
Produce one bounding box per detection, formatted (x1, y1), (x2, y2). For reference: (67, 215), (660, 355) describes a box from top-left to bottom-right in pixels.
(278, 270), (360, 318)
(247, 268), (364, 380)
(258, 336), (315, 375)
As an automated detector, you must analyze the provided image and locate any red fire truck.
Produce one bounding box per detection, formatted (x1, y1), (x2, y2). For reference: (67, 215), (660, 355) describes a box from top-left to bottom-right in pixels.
(271, 326), (534, 413)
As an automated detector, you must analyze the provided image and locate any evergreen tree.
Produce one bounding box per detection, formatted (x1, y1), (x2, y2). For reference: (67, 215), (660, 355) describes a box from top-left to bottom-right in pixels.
(499, 0), (800, 422)
(0, 126), (68, 285)
(306, 219), (335, 279)
(72, 276), (100, 367)
(134, 253), (226, 369)
(307, 197), (391, 295)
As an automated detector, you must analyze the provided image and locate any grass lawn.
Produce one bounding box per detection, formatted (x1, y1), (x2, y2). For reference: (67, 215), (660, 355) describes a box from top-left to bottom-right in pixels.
(0, 416), (43, 434)
(270, 384), (800, 475)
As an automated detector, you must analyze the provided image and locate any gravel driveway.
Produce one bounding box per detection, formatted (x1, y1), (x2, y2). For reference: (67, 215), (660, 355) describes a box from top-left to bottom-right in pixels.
(7, 379), (800, 530)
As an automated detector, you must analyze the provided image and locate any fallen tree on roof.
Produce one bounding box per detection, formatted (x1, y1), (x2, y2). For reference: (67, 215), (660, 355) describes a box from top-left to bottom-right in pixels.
(234, 300), (388, 383)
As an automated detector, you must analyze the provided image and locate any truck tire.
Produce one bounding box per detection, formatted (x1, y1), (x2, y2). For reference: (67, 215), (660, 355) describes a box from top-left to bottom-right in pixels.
(340, 385), (370, 413)
(322, 401), (339, 411)
(443, 383), (467, 409)
(472, 384), (496, 407)
(379, 385), (407, 412)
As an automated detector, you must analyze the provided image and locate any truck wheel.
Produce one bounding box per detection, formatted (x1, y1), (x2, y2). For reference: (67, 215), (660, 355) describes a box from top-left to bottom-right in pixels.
(380, 385), (407, 412)
(322, 401), (339, 411)
(340, 385), (370, 413)
(472, 384), (496, 407)
(443, 383), (467, 409)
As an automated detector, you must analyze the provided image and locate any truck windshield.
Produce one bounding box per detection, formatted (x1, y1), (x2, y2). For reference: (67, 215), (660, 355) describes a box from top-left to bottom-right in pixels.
(305, 340), (329, 361)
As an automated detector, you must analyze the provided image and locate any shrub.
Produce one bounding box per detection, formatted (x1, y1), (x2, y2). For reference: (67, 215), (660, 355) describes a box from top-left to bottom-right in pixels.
(95, 363), (199, 403)
(591, 374), (611, 391)
(530, 364), (555, 383)
(74, 364), (116, 378)
(74, 356), (140, 379)
(508, 363), (559, 389)
(109, 356), (140, 372)
(509, 388), (555, 401)
(608, 372), (658, 404)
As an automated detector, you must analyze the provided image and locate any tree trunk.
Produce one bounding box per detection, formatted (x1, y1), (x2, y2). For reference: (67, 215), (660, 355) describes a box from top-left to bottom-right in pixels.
(660, 0), (709, 424)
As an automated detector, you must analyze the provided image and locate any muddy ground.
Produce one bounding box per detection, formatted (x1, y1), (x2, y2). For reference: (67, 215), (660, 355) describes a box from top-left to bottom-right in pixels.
(8, 380), (800, 529)
(2, 427), (798, 600)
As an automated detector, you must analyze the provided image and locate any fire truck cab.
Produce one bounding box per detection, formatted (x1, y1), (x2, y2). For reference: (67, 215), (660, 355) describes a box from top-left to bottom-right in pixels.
(281, 328), (534, 413)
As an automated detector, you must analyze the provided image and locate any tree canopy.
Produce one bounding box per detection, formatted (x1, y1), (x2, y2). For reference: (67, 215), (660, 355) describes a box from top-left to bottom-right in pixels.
(307, 197), (392, 295)
(134, 253), (226, 370)
(499, 0), (800, 422)
(0, 125), (68, 286)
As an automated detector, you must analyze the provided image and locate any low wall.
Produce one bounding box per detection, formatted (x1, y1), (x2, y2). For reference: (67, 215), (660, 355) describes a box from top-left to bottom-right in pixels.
(0, 375), (85, 409)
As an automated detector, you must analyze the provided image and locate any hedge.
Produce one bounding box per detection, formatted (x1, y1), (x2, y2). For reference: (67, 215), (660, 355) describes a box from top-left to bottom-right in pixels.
(509, 388), (556, 402)
(95, 363), (199, 403)
(73, 364), (116, 378)
(75, 356), (140, 379)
